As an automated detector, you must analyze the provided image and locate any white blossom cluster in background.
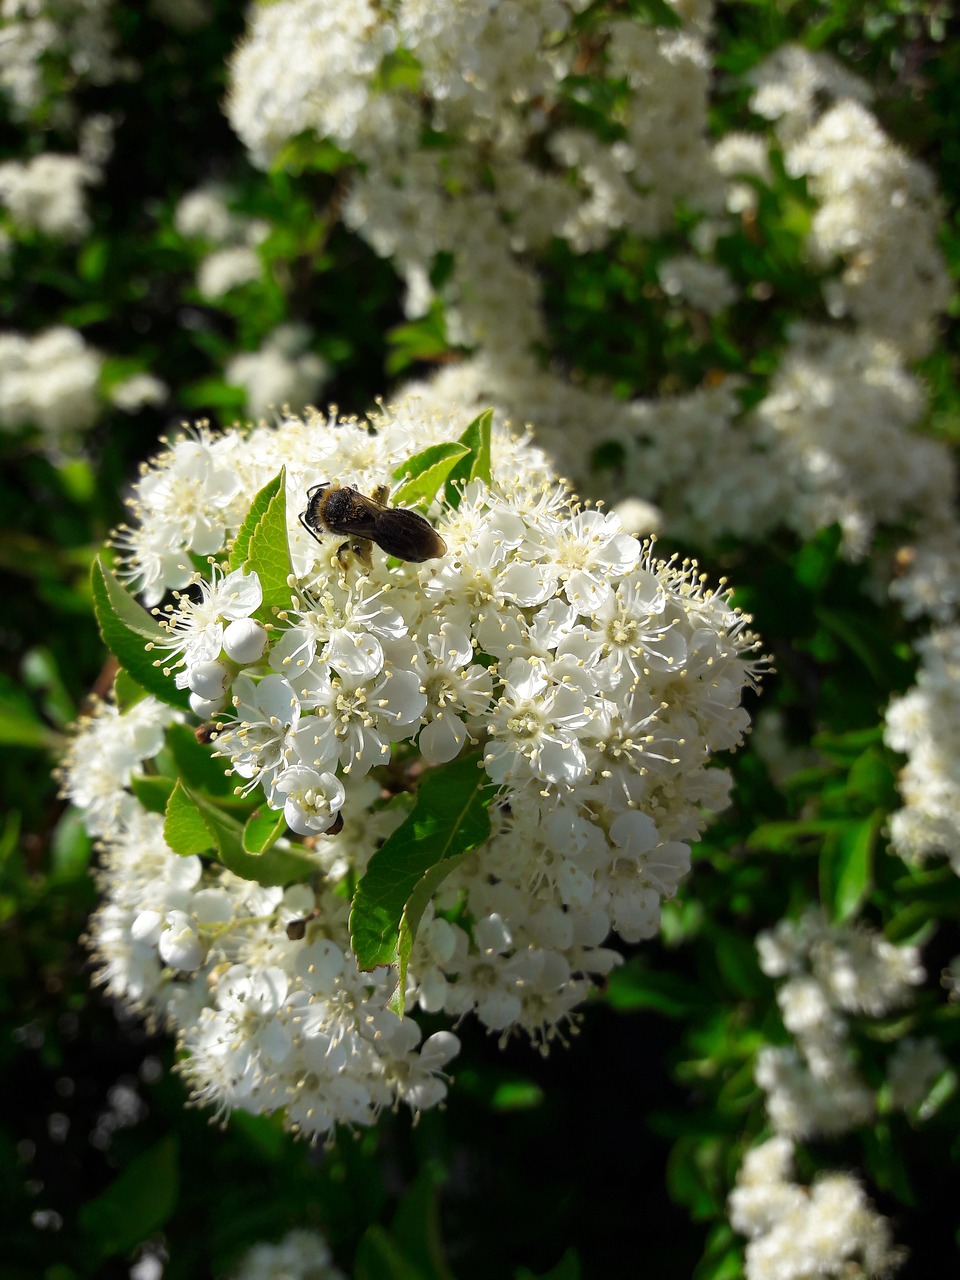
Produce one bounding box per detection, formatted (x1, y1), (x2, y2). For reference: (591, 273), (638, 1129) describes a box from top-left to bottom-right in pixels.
(753, 909), (939, 1140)
(61, 404), (761, 1139)
(173, 183), (268, 300)
(885, 627), (960, 871)
(0, 0), (135, 125)
(0, 326), (104, 440)
(728, 1136), (905, 1280)
(225, 324), (329, 419)
(0, 151), (99, 240)
(227, 0), (722, 362)
(225, 1229), (343, 1280)
(225, 7), (952, 607)
(0, 112), (116, 242)
(0, 324), (166, 444)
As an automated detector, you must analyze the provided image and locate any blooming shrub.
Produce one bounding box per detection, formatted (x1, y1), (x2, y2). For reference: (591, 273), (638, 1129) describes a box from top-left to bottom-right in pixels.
(61, 404), (760, 1138)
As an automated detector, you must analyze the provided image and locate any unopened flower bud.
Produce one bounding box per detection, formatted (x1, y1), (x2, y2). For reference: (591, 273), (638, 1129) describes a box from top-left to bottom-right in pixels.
(222, 617), (268, 665)
(187, 660), (232, 700)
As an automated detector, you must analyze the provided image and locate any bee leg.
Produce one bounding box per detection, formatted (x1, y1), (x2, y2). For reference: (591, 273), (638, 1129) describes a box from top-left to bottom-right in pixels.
(336, 538), (373, 573)
(371, 483), (391, 506)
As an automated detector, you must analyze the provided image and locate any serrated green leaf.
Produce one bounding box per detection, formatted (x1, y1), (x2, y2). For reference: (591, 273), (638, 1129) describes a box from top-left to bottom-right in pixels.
(444, 409), (493, 507)
(164, 779), (215, 856)
(229, 470), (284, 572)
(165, 780), (317, 886)
(233, 468), (294, 621)
(392, 442), (470, 510)
(131, 774), (176, 815)
(350, 753), (495, 982)
(91, 558), (189, 710)
(243, 808), (288, 854)
(390, 852), (467, 1016)
(78, 1135), (179, 1259)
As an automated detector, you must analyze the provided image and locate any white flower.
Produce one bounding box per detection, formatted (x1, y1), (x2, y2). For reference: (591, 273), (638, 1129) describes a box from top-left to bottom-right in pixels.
(216, 673), (302, 796)
(157, 566), (263, 676)
(484, 657), (592, 787)
(271, 764), (345, 835)
(158, 910), (204, 971)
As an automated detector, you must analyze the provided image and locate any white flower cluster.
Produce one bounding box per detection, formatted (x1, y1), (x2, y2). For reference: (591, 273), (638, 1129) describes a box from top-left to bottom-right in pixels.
(0, 152), (99, 240)
(227, 0), (724, 360)
(885, 626), (960, 870)
(0, 326), (103, 440)
(225, 325), (329, 419)
(227, 14), (954, 626)
(754, 910), (926, 1139)
(728, 1136), (905, 1280)
(747, 324), (949, 560)
(747, 43), (873, 142)
(227, 1229), (344, 1280)
(0, 0), (135, 123)
(173, 184), (267, 300)
(396, 316), (953, 575)
(785, 99), (950, 360)
(64, 404), (760, 1139)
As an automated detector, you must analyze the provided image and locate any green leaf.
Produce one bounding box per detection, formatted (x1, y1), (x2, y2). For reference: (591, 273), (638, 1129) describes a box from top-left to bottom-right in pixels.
(745, 817), (849, 854)
(229, 469), (284, 572)
(164, 781), (317, 886)
(350, 754), (495, 984)
(606, 961), (709, 1017)
(235, 468), (294, 621)
(444, 409), (493, 507)
(243, 808), (288, 854)
(78, 1135), (179, 1259)
(130, 774), (176, 815)
(164, 779), (215, 856)
(354, 1227), (424, 1280)
(90, 558), (189, 710)
(50, 808), (93, 879)
(389, 1169), (454, 1280)
(391, 442), (470, 510)
(821, 810), (881, 922)
(793, 525), (842, 592)
(390, 852), (467, 1015)
(166, 722), (233, 796)
(113, 667), (149, 711)
(0, 677), (55, 749)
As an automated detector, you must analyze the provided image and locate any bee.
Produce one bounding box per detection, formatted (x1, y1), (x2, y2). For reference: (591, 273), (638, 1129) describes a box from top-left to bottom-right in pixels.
(299, 482), (447, 570)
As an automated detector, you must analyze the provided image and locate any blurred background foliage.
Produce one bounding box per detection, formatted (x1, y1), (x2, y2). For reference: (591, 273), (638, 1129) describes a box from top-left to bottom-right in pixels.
(1, 1), (959, 1277)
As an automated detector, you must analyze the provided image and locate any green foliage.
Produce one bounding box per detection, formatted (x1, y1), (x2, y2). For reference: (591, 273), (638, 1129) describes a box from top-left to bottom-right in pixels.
(350, 753), (496, 1011)
(164, 780), (317, 886)
(78, 1135), (180, 1261)
(236, 469), (295, 622)
(91, 558), (190, 709)
(444, 410), (493, 506)
(3, 2), (960, 1278)
(392, 443), (471, 510)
